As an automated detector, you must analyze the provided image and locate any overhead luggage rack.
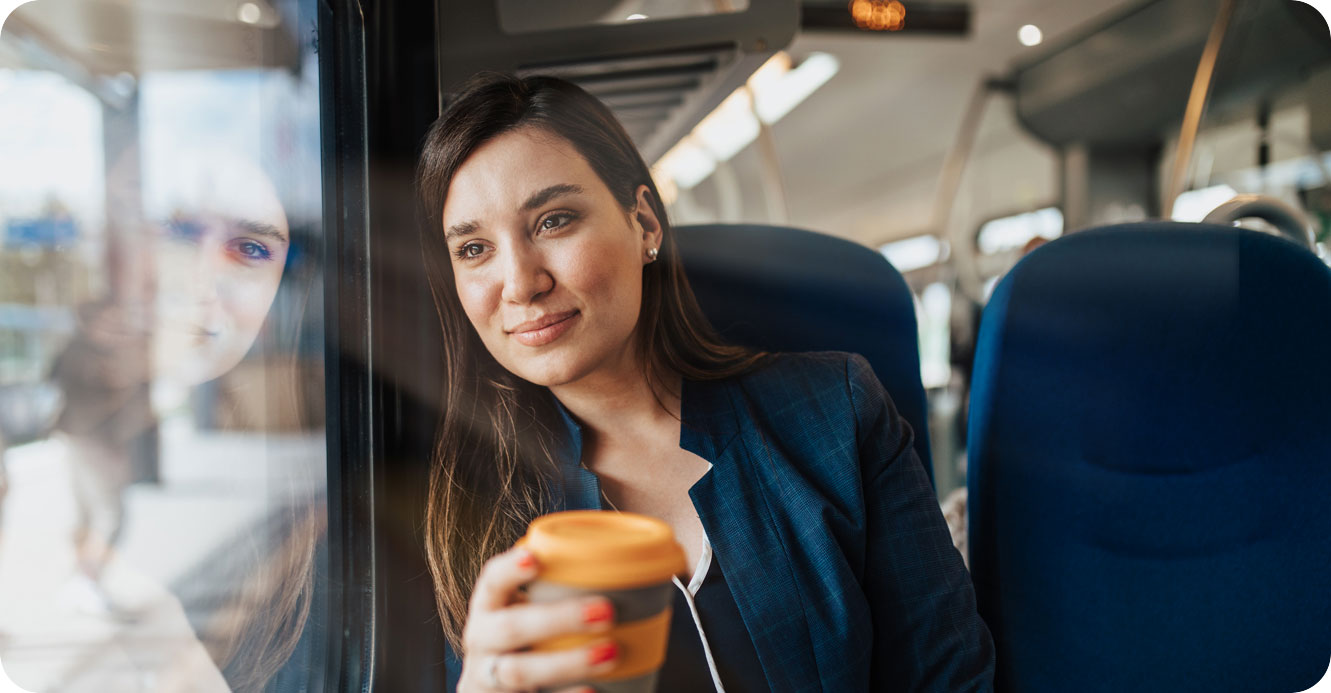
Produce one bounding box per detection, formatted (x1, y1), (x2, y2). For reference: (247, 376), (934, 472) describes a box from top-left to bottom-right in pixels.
(435, 1), (798, 162)
(1010, 0), (1331, 147)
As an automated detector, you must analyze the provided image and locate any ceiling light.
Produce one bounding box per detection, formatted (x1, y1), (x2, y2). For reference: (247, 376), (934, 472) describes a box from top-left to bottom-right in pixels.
(237, 2), (262, 24)
(652, 173), (679, 207)
(1018, 24), (1043, 47)
(746, 52), (793, 97)
(626, 13), (648, 21)
(751, 52), (839, 125)
(849, 0), (906, 32)
(693, 89), (760, 162)
(654, 137), (716, 190)
(653, 52), (839, 194)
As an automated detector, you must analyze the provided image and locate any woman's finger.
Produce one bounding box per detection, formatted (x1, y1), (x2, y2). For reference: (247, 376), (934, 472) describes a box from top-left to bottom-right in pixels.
(487, 639), (619, 691)
(469, 547), (539, 613)
(465, 596), (614, 652)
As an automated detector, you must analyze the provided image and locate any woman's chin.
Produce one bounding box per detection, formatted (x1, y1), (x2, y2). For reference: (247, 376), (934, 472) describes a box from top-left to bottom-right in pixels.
(153, 347), (244, 387)
(505, 356), (591, 389)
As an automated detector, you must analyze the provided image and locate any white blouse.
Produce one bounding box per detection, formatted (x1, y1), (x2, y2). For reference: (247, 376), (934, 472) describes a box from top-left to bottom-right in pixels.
(671, 531), (727, 692)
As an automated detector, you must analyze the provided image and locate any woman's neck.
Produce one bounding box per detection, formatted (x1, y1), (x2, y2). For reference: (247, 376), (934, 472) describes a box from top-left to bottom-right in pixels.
(548, 357), (680, 456)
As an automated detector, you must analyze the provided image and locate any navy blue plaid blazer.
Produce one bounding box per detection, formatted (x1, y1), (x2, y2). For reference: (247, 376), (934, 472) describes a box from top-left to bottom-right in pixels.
(446, 352), (994, 691)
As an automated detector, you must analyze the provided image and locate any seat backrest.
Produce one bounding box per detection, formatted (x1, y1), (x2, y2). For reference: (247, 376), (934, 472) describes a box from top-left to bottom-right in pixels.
(967, 221), (1331, 692)
(675, 223), (932, 480)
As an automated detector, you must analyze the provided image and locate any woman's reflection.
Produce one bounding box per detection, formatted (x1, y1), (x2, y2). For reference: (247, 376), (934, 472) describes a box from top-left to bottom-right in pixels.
(51, 151), (293, 616)
(34, 149), (322, 692)
(150, 154), (291, 385)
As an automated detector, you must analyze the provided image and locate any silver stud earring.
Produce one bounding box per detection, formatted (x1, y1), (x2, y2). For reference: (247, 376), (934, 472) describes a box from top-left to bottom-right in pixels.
(646, 247), (659, 261)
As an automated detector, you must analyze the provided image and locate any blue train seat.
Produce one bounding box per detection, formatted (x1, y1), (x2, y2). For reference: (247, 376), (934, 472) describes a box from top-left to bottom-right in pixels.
(967, 222), (1331, 692)
(675, 223), (933, 481)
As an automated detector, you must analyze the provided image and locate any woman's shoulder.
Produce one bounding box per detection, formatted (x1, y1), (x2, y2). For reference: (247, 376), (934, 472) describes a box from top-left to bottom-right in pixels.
(720, 350), (880, 422)
(737, 350), (876, 393)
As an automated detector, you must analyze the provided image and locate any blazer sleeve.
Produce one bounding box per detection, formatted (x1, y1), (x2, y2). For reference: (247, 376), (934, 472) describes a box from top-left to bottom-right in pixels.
(845, 354), (995, 692)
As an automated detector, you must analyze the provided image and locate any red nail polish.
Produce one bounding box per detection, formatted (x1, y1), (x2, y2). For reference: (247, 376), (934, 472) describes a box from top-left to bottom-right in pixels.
(588, 642), (617, 665)
(516, 550), (537, 570)
(583, 601), (613, 624)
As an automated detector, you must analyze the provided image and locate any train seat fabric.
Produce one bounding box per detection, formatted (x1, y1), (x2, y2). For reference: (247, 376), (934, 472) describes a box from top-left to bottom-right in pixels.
(966, 222), (1331, 692)
(675, 224), (933, 480)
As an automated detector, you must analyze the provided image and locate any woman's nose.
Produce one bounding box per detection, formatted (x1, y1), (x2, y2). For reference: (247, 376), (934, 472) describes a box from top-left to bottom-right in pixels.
(185, 245), (224, 305)
(499, 244), (554, 304)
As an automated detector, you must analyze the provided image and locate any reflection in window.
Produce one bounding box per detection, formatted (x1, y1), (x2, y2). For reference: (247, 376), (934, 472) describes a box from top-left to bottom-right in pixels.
(0, 1), (326, 691)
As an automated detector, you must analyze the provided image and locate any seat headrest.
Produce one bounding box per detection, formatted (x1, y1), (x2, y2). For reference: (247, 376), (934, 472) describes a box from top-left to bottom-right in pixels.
(676, 223), (933, 477)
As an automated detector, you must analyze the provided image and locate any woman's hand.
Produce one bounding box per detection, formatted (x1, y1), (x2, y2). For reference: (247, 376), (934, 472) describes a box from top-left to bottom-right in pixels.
(458, 546), (620, 693)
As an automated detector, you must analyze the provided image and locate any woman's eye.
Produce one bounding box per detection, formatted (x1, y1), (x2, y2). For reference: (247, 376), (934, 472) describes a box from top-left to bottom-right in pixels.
(164, 218), (205, 242)
(228, 239), (273, 262)
(539, 212), (575, 232)
(455, 242), (486, 260)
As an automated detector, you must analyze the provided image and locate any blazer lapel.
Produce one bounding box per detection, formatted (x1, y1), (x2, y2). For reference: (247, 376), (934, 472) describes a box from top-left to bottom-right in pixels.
(548, 394), (602, 511)
(682, 378), (821, 692)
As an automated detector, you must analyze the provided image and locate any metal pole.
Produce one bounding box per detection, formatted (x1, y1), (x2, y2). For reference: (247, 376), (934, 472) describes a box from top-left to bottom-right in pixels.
(1164, 0), (1238, 217)
(755, 119), (791, 224)
(934, 78), (1001, 303)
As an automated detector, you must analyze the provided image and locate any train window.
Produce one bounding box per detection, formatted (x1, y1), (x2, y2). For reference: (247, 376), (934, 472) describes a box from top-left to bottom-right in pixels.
(916, 282), (952, 390)
(880, 233), (949, 272)
(497, 0), (752, 34)
(975, 206), (1064, 255)
(1171, 184), (1239, 221)
(0, 0), (329, 690)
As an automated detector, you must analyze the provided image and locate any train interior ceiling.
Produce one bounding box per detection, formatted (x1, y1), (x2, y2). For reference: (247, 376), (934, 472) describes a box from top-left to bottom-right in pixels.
(0, 0), (1329, 690)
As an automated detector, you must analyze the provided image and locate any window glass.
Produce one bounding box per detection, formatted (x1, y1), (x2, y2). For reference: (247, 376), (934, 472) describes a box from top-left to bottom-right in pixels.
(0, 1), (327, 690)
(916, 282), (952, 391)
(976, 207), (1064, 256)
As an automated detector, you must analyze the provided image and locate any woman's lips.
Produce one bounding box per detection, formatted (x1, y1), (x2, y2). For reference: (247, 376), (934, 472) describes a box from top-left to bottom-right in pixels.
(509, 310), (579, 347)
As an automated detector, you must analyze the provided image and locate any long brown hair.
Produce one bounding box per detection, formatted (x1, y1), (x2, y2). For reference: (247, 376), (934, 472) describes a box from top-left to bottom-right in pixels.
(416, 73), (765, 651)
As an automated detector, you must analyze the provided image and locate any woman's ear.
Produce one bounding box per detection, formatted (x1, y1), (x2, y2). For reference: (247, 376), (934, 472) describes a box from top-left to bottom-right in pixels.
(633, 184), (664, 251)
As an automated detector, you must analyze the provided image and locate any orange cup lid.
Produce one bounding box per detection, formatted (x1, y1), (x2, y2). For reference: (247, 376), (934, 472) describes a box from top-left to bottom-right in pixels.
(520, 511), (687, 590)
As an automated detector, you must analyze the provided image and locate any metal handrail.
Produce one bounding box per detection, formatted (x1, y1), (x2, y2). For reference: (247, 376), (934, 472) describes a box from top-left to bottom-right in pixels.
(1202, 194), (1317, 249)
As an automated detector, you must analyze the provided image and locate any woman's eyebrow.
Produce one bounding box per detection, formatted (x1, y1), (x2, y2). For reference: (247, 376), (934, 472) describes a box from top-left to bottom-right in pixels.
(445, 184), (585, 241)
(234, 218), (290, 245)
(520, 183), (583, 212)
(446, 220), (479, 241)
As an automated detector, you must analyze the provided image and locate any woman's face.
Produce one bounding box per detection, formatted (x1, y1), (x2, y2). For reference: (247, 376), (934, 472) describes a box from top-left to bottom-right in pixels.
(147, 158), (290, 385)
(440, 128), (662, 388)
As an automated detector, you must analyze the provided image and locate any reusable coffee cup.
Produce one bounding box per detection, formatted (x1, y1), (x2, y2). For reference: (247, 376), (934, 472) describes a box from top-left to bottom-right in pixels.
(519, 510), (687, 693)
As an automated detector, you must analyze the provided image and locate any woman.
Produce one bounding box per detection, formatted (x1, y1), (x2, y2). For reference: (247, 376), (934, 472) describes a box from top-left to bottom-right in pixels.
(417, 72), (994, 692)
(50, 147), (296, 616)
(44, 148), (325, 692)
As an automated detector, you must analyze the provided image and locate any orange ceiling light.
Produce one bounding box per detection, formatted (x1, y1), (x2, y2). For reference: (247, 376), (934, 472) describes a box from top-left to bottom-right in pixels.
(849, 0), (906, 32)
